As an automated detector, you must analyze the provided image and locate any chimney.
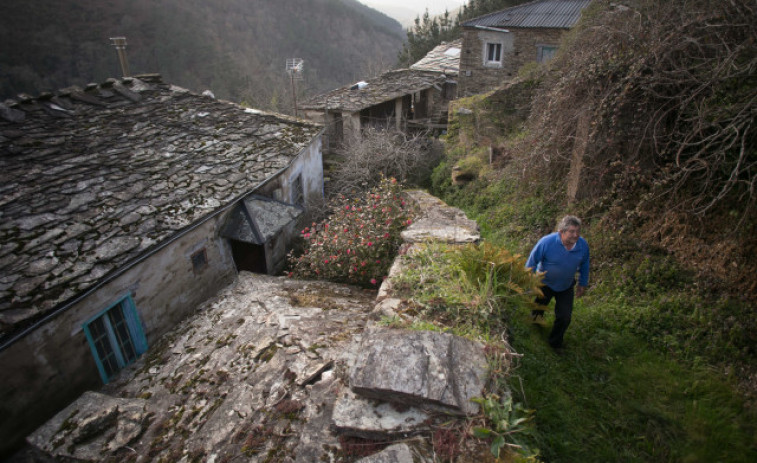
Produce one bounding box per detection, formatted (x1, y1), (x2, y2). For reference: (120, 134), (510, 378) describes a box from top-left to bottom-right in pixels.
(110, 37), (131, 77)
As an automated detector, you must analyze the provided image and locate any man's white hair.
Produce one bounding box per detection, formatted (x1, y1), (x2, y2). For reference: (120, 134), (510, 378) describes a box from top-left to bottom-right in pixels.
(558, 215), (582, 232)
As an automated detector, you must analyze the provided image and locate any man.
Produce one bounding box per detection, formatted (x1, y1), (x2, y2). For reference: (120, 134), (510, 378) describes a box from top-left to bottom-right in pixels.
(526, 215), (590, 350)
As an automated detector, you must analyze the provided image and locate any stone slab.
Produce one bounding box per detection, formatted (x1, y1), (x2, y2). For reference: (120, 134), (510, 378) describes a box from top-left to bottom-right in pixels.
(350, 328), (487, 415)
(355, 443), (414, 463)
(400, 191), (479, 244)
(331, 388), (430, 439)
(26, 391), (147, 461)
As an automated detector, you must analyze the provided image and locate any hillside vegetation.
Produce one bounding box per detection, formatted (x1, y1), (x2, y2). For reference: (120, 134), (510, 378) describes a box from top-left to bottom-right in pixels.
(425, 0), (756, 460)
(0, 0), (405, 112)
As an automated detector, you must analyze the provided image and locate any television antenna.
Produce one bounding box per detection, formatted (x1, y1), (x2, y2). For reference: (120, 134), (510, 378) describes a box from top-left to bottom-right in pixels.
(286, 58), (304, 117)
(110, 36), (130, 77)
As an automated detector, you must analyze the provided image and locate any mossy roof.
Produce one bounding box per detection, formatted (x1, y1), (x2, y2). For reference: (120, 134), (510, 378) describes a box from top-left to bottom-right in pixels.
(0, 74), (322, 338)
(299, 69), (449, 112)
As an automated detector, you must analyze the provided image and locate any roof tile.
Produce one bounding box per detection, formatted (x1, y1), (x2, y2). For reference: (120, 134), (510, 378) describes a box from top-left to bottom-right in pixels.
(0, 75), (322, 336)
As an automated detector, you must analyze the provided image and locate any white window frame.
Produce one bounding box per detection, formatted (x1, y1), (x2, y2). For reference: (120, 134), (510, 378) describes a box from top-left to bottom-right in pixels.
(484, 42), (503, 67)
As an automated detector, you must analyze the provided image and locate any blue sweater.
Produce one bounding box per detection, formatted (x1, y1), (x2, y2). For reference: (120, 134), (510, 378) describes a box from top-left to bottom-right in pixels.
(526, 232), (590, 292)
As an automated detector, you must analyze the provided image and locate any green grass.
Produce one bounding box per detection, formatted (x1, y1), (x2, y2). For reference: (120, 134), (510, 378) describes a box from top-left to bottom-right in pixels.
(429, 165), (757, 462)
(504, 296), (757, 462)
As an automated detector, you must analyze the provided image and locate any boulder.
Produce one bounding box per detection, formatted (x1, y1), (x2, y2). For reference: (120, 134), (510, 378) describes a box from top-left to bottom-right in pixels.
(350, 328), (487, 415)
(401, 191), (479, 244)
(331, 388), (430, 439)
(26, 391), (147, 461)
(355, 443), (414, 463)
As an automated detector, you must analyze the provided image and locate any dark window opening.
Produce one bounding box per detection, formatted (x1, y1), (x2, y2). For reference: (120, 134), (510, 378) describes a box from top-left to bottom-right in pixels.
(292, 175), (304, 206)
(191, 248), (208, 273)
(229, 239), (267, 274)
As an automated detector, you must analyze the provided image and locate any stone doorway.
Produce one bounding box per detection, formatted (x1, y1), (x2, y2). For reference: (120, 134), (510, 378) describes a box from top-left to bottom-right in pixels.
(228, 239), (267, 274)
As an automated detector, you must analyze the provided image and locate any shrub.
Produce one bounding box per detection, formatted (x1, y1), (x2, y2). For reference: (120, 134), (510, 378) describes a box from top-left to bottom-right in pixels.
(287, 177), (414, 288)
(331, 127), (442, 195)
(392, 242), (544, 331)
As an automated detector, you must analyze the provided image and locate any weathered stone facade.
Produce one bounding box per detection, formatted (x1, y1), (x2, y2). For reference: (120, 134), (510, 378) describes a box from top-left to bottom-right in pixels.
(301, 69), (455, 150)
(459, 27), (565, 97)
(0, 74), (324, 456)
(458, 0), (591, 97)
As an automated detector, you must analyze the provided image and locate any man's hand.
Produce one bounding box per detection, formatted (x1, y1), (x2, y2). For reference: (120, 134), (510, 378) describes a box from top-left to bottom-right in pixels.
(576, 286), (586, 298)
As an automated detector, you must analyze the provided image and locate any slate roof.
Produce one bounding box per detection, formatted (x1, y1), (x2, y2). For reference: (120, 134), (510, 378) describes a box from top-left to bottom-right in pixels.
(410, 40), (462, 75)
(220, 195), (303, 245)
(462, 0), (592, 29)
(0, 74), (322, 340)
(300, 69), (448, 112)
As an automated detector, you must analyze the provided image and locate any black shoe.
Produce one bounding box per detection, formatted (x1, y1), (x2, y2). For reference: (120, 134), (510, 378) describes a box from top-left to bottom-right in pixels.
(530, 311), (547, 326)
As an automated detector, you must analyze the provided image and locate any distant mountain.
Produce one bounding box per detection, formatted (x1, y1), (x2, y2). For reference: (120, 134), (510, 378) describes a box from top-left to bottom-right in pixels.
(0, 0), (405, 113)
(363, 2), (422, 27)
(362, 1), (465, 27)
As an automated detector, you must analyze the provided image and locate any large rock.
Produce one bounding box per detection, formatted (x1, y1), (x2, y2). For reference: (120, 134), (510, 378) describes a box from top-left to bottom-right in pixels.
(331, 388), (430, 439)
(401, 190), (479, 244)
(26, 391), (147, 461)
(355, 443), (414, 463)
(350, 328), (488, 415)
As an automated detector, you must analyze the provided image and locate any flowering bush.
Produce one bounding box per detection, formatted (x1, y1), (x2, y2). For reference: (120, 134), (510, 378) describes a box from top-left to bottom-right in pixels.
(287, 177), (414, 287)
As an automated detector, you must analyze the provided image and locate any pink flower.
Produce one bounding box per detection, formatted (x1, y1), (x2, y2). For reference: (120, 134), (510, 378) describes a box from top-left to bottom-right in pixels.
(304, 233), (311, 238)
(324, 259), (329, 264)
(406, 219), (412, 225)
(370, 278), (377, 285)
(367, 242), (373, 246)
(384, 233), (390, 238)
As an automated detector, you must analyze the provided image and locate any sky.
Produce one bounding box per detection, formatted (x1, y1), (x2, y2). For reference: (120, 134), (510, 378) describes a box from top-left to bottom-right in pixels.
(361, 0), (469, 26)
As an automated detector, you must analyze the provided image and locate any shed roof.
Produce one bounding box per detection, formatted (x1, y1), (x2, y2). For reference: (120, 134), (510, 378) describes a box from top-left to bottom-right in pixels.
(0, 74), (322, 339)
(300, 69), (448, 112)
(410, 40), (462, 75)
(462, 0), (592, 29)
(220, 195), (303, 245)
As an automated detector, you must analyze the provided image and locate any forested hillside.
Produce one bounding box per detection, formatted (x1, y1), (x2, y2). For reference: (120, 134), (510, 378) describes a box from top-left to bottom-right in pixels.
(0, 0), (405, 112)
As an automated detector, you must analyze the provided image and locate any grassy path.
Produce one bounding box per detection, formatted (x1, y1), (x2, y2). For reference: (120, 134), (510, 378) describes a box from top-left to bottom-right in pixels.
(506, 297), (757, 462)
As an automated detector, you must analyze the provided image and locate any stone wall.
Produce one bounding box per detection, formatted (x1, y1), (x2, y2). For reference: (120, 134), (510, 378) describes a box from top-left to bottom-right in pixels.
(0, 139), (324, 456)
(459, 27), (565, 97)
(0, 214), (236, 456)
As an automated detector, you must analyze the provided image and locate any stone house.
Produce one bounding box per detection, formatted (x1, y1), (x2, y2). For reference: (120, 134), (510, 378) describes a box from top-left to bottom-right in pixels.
(0, 74), (324, 455)
(458, 0), (592, 97)
(300, 67), (458, 152)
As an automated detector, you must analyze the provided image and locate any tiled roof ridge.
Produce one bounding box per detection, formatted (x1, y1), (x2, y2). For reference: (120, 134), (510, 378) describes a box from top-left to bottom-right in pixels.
(1, 73), (321, 129)
(461, 0), (592, 29)
(300, 68), (451, 111)
(2, 73), (164, 108)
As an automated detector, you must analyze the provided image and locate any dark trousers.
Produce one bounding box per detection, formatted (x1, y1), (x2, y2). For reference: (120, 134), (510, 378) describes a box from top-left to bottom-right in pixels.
(532, 283), (575, 348)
